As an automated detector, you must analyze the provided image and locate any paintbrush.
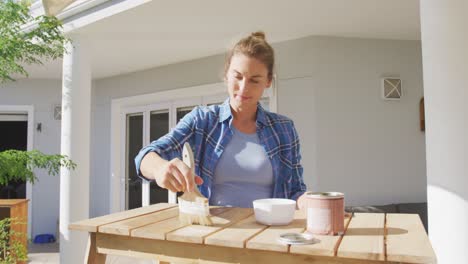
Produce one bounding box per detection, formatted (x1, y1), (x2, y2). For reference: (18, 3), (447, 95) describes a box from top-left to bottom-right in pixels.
(178, 142), (213, 226)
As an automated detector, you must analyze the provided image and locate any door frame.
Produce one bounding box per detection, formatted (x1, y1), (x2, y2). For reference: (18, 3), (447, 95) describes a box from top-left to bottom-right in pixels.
(0, 105), (34, 238)
(121, 106), (146, 210)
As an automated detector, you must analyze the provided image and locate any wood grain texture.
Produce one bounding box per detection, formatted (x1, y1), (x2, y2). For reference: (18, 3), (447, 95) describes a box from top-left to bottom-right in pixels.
(337, 213), (385, 261)
(131, 215), (188, 240)
(0, 199), (29, 206)
(166, 207), (253, 244)
(290, 213), (352, 256)
(246, 209), (306, 252)
(85, 233), (106, 264)
(386, 213), (437, 264)
(69, 203), (176, 232)
(99, 207), (179, 235)
(204, 214), (268, 248)
(131, 206), (231, 240)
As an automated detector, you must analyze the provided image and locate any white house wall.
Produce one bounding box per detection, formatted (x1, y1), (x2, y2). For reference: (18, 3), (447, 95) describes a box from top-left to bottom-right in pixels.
(0, 79), (62, 238)
(94, 35), (425, 218)
(276, 37), (425, 206)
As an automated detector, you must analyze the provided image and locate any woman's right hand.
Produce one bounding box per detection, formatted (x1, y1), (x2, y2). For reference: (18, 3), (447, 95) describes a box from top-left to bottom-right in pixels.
(140, 152), (203, 193)
(154, 158), (203, 193)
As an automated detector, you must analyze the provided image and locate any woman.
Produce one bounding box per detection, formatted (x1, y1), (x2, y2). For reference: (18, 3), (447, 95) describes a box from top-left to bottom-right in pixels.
(135, 32), (307, 208)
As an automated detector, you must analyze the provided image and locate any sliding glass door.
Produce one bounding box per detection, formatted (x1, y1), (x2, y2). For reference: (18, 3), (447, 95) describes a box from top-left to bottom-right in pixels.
(147, 110), (170, 206)
(125, 113), (144, 209)
(123, 100), (201, 209)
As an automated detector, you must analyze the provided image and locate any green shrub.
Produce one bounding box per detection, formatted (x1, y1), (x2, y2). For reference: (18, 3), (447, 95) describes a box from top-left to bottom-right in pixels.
(0, 218), (27, 264)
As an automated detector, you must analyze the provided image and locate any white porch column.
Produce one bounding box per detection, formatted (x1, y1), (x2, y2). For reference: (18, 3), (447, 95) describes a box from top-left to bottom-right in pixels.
(420, 1), (468, 263)
(60, 36), (91, 263)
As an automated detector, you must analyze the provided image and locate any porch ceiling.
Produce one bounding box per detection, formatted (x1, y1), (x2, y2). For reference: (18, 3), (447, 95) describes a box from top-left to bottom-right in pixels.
(24, 0), (420, 80)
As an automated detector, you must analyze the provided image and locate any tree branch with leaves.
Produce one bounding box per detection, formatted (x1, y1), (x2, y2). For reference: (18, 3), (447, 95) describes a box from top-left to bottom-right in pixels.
(0, 150), (76, 186)
(0, 0), (69, 83)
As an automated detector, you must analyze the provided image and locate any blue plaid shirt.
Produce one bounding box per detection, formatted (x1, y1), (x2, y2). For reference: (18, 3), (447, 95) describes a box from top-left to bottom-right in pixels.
(135, 98), (307, 201)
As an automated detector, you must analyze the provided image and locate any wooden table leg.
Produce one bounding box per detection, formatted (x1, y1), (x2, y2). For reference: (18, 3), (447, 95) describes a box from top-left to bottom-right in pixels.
(85, 233), (106, 264)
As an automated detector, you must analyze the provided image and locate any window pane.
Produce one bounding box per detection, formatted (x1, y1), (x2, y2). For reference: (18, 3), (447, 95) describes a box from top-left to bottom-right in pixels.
(150, 110), (169, 142)
(126, 113), (143, 210)
(149, 110), (170, 204)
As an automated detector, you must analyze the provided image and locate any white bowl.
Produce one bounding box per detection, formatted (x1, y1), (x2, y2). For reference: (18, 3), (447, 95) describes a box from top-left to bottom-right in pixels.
(253, 198), (296, 226)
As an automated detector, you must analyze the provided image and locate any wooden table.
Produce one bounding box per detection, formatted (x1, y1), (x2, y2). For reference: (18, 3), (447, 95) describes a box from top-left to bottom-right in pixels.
(69, 203), (436, 264)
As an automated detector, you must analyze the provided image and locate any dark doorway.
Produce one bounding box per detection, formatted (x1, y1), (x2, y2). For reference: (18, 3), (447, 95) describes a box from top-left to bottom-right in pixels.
(0, 118), (28, 199)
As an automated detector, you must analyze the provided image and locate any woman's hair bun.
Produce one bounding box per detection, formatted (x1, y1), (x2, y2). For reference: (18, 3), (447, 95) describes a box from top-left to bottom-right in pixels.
(223, 30), (274, 80)
(251, 31), (266, 40)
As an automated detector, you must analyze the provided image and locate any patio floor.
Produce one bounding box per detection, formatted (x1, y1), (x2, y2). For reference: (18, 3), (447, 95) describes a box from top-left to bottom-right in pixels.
(27, 243), (159, 264)
(27, 243), (59, 264)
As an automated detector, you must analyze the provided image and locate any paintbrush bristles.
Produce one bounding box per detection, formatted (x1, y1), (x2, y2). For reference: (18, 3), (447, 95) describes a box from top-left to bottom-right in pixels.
(196, 198), (213, 226)
(178, 196), (212, 226)
(178, 142), (213, 226)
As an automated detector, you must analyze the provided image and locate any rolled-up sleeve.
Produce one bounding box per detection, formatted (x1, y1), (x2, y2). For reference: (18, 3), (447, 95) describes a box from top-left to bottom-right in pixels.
(134, 107), (198, 177)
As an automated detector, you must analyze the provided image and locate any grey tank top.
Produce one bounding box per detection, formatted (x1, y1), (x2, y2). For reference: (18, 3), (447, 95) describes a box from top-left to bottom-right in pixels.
(210, 126), (274, 208)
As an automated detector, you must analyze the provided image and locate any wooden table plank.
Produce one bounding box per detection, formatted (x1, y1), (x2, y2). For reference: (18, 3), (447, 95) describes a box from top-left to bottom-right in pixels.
(69, 203), (176, 232)
(131, 207), (231, 240)
(337, 213), (385, 261)
(205, 214), (268, 248)
(246, 210), (306, 252)
(386, 213), (437, 264)
(99, 207), (179, 235)
(71, 203), (436, 264)
(290, 213), (352, 256)
(97, 232), (388, 264)
(131, 216), (187, 240)
(166, 208), (253, 244)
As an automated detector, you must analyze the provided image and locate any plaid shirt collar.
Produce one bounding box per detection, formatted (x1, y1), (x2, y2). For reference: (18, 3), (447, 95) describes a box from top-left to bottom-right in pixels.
(218, 98), (268, 127)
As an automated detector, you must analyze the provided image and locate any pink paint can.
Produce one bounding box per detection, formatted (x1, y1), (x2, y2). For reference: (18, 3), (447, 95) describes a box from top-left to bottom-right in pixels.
(305, 192), (344, 236)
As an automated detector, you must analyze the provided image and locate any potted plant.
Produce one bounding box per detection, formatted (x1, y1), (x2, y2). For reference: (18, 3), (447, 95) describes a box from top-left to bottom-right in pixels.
(0, 150), (75, 263)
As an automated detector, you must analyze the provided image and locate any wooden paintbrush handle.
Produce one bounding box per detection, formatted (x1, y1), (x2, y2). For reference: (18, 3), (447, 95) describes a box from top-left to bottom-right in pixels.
(182, 142), (201, 194)
(182, 142), (195, 172)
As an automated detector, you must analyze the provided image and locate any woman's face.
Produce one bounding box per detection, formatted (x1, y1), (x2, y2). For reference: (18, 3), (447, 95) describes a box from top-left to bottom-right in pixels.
(225, 53), (272, 110)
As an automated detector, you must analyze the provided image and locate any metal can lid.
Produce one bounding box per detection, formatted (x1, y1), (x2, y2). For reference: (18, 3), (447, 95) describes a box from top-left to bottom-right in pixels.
(277, 232), (318, 245)
(305, 191), (344, 199)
